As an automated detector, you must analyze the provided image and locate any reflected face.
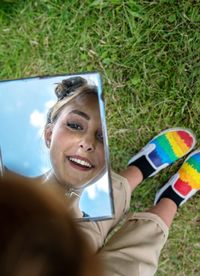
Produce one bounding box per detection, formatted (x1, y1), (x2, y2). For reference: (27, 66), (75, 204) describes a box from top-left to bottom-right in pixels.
(45, 94), (105, 188)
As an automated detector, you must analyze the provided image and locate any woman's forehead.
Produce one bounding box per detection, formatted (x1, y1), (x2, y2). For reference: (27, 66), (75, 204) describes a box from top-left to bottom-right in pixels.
(62, 94), (99, 114)
(74, 92), (98, 105)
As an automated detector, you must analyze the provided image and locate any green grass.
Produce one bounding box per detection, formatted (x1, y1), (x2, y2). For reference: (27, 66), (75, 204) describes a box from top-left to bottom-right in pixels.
(0, 0), (200, 274)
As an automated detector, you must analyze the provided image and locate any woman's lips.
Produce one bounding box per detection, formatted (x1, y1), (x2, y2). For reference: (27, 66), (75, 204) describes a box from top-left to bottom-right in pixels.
(67, 155), (94, 171)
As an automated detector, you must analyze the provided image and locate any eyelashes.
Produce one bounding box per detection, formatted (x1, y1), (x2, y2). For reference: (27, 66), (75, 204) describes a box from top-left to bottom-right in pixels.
(97, 132), (103, 143)
(66, 121), (103, 143)
(67, 122), (83, 131)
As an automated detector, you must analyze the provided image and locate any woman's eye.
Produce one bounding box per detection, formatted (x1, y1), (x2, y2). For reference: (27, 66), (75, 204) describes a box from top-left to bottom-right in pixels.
(97, 132), (103, 143)
(67, 122), (83, 130)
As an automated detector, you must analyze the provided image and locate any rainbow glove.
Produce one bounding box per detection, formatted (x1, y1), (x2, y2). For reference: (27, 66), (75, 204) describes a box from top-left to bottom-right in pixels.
(128, 128), (196, 179)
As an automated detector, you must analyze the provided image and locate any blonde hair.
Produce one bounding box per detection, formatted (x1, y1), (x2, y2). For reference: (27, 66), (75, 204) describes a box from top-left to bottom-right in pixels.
(46, 77), (98, 125)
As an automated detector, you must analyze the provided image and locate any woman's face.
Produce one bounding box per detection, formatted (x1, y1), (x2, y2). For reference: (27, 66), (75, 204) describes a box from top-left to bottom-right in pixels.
(45, 94), (105, 188)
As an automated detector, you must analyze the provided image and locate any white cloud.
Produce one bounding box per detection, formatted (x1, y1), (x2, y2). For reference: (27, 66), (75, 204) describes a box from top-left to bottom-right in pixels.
(84, 172), (109, 200)
(30, 110), (46, 136)
(45, 100), (55, 109)
(96, 172), (109, 193)
(29, 100), (55, 137)
(85, 184), (96, 200)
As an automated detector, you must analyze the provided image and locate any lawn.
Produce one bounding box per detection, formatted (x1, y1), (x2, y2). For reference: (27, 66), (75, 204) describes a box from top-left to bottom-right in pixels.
(0, 0), (200, 274)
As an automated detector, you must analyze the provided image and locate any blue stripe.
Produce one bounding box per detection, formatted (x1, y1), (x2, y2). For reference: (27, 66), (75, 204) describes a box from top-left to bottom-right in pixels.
(151, 140), (175, 164)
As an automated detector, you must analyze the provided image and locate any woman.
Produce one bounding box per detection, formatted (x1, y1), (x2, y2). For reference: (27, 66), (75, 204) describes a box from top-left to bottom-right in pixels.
(10, 76), (200, 275)
(43, 76), (105, 191)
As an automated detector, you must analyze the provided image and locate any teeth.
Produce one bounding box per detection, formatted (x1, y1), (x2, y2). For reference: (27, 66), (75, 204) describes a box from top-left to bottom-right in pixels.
(69, 157), (92, 168)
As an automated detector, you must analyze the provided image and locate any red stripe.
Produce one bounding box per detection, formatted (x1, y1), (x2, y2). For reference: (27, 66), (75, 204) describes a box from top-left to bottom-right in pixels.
(174, 178), (192, 196)
(177, 131), (193, 148)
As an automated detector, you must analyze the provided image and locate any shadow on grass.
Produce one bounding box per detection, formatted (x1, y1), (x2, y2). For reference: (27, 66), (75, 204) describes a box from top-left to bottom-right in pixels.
(0, 0), (27, 14)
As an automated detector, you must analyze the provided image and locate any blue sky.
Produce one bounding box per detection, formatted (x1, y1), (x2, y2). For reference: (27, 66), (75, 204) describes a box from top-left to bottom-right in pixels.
(0, 76), (57, 176)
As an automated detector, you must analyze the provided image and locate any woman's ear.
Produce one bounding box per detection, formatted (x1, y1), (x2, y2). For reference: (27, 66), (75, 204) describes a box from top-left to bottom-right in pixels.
(44, 124), (53, 148)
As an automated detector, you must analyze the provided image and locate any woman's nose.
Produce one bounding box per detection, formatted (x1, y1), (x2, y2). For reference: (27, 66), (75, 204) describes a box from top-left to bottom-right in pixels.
(79, 137), (95, 152)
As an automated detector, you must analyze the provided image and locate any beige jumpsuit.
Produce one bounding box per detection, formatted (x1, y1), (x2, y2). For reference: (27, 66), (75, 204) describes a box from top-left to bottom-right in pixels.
(77, 172), (169, 276)
(41, 170), (169, 276)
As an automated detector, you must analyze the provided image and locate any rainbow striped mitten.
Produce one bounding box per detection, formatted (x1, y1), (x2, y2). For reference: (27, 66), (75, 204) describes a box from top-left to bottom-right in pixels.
(154, 150), (200, 206)
(128, 128), (196, 179)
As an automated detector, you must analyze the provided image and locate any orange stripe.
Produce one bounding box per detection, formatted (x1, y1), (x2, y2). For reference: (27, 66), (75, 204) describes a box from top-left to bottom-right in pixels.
(179, 163), (200, 189)
(166, 132), (189, 158)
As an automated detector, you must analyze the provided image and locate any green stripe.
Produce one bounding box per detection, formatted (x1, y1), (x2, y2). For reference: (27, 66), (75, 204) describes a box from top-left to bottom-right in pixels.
(156, 135), (177, 161)
(187, 158), (200, 173)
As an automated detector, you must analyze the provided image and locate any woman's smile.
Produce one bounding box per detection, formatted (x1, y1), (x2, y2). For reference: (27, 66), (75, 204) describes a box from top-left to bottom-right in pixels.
(67, 155), (94, 171)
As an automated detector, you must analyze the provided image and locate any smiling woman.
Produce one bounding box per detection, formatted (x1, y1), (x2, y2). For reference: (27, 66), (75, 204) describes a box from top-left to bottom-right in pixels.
(43, 76), (105, 190)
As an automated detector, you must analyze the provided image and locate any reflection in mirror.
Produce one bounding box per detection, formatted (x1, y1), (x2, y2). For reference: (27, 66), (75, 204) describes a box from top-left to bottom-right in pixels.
(0, 72), (114, 220)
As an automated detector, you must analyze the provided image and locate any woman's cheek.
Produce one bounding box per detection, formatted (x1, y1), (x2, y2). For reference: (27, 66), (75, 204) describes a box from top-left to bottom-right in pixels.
(54, 128), (71, 144)
(98, 146), (105, 167)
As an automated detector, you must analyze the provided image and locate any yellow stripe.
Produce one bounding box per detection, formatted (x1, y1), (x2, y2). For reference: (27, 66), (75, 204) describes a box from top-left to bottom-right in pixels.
(166, 132), (189, 158)
(179, 163), (200, 189)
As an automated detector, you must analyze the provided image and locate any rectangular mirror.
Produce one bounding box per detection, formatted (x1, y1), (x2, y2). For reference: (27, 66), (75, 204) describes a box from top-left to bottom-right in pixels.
(0, 72), (114, 220)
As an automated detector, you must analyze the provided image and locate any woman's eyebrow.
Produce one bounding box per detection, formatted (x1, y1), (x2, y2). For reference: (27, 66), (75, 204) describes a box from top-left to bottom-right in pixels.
(69, 110), (90, 120)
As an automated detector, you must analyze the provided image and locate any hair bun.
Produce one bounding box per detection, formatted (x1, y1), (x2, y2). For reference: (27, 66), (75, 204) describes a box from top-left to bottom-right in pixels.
(55, 76), (87, 100)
